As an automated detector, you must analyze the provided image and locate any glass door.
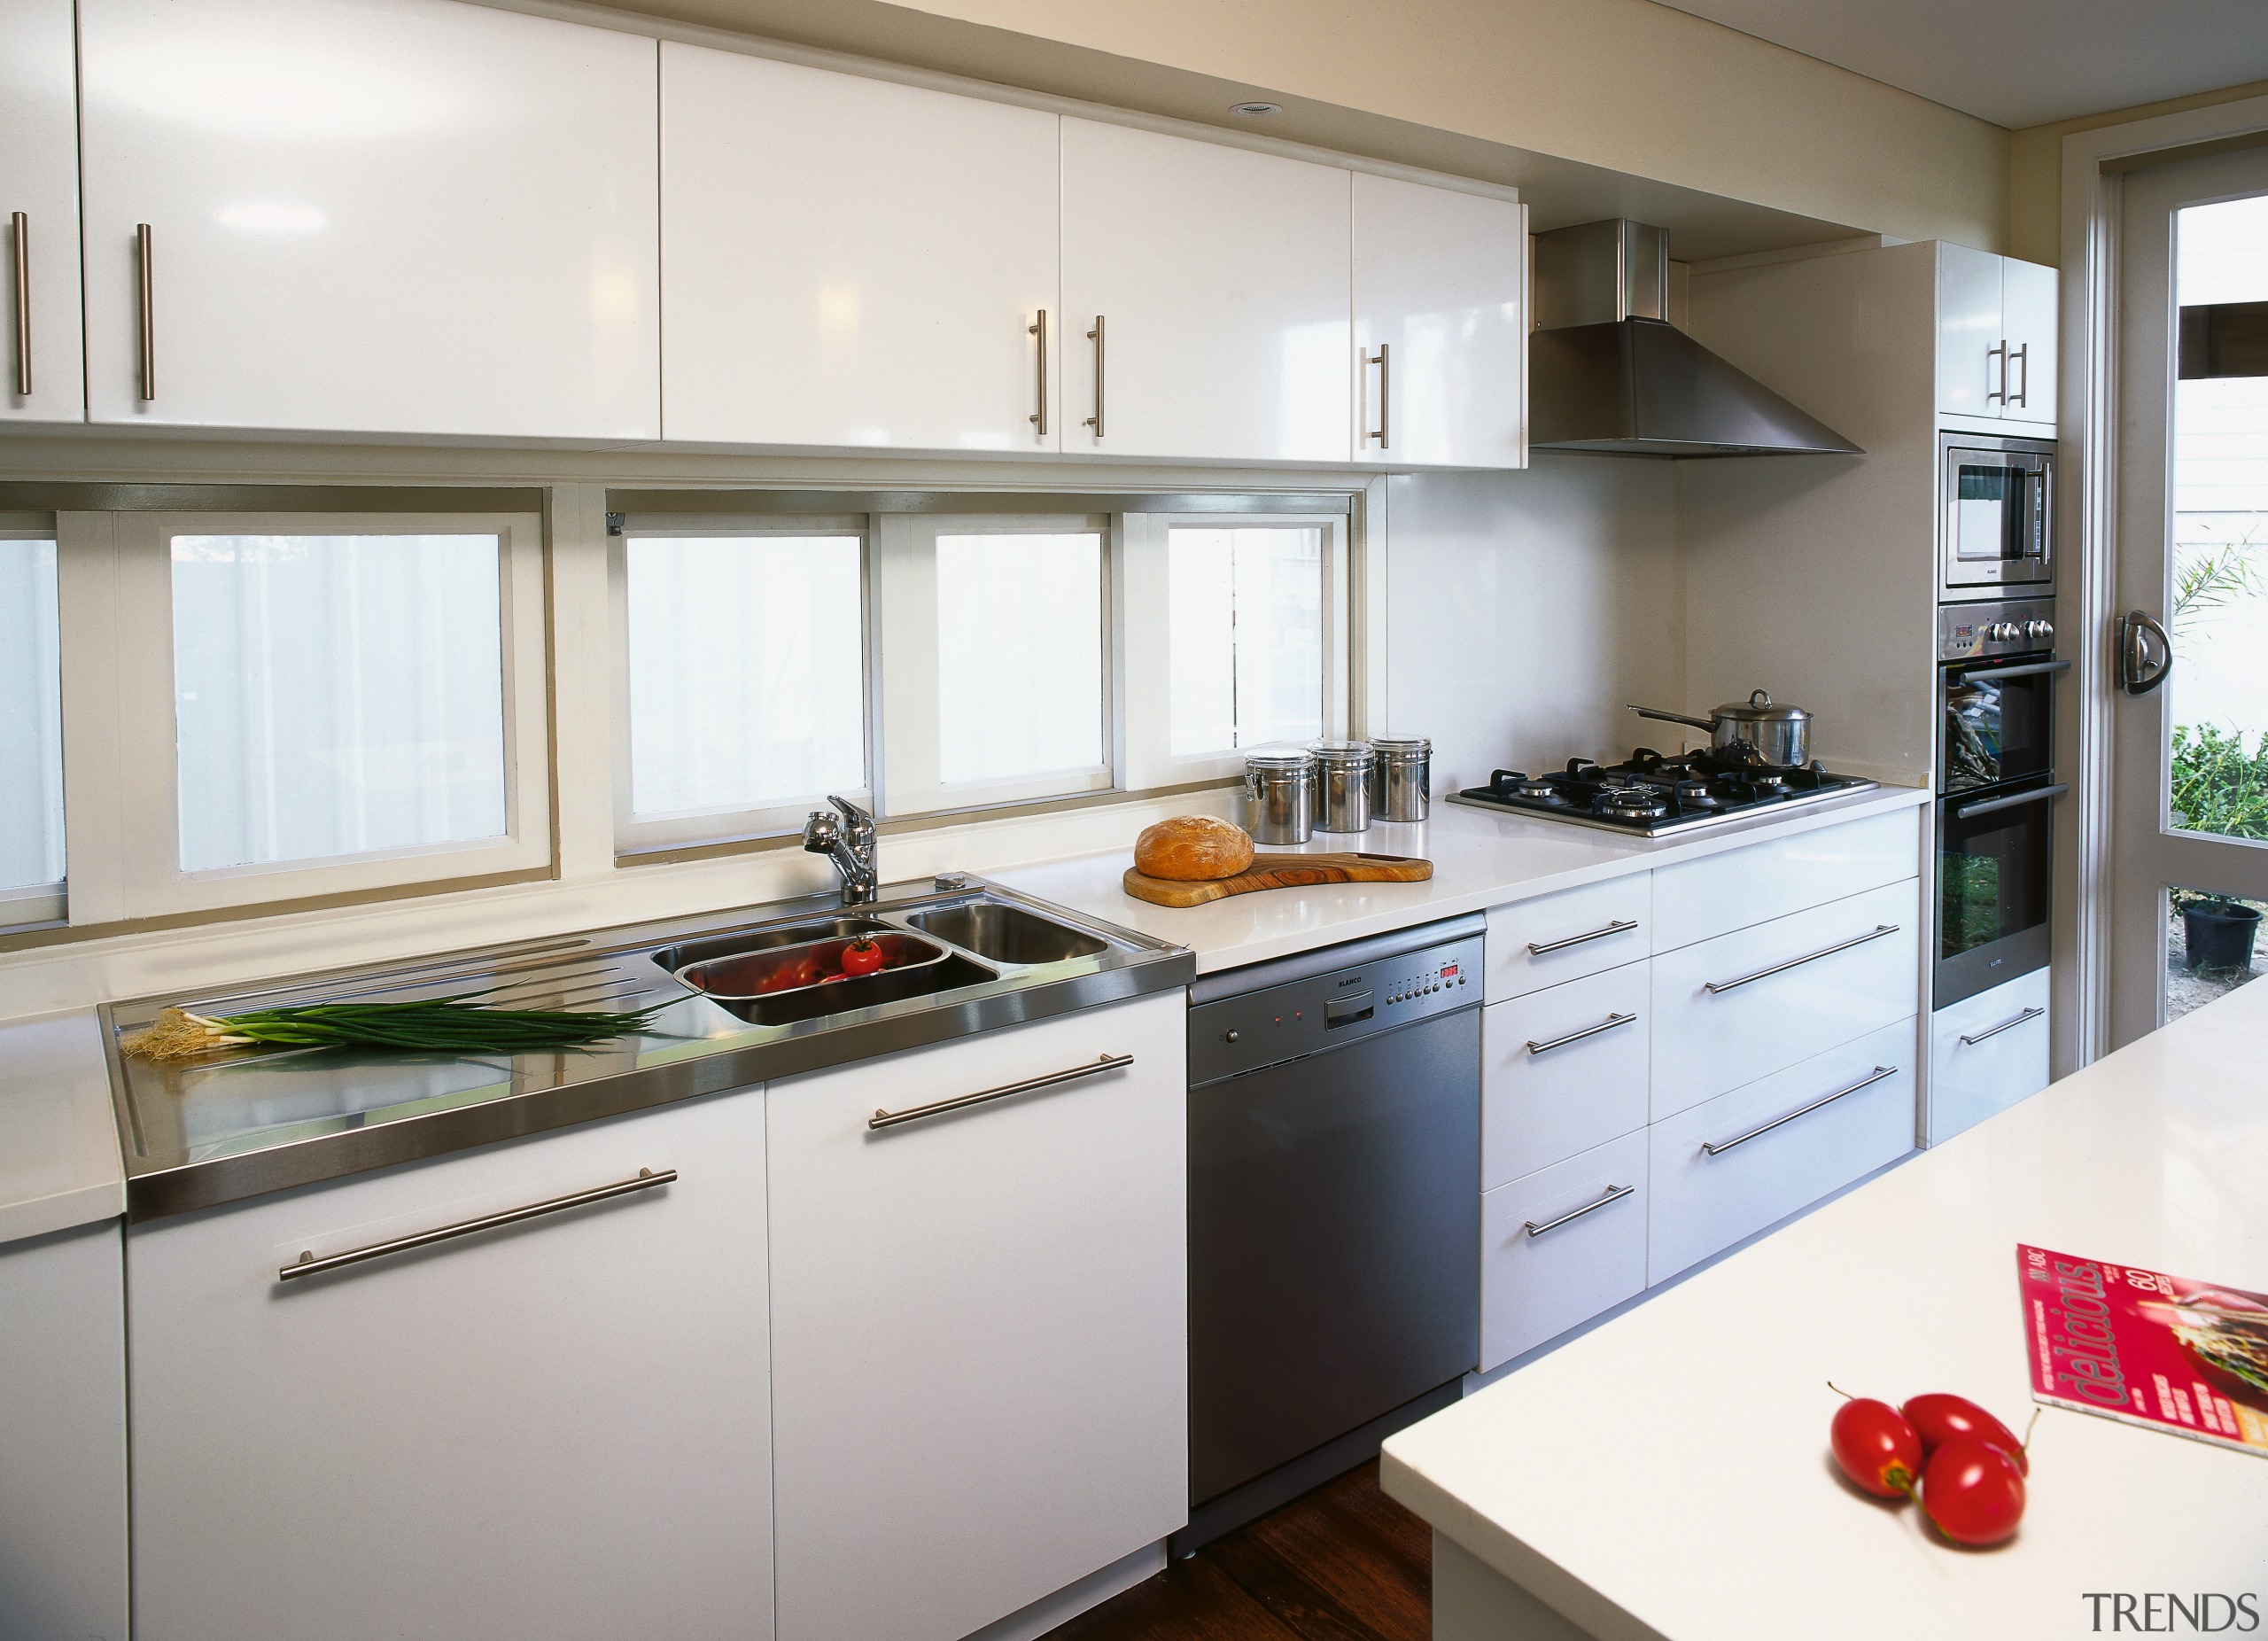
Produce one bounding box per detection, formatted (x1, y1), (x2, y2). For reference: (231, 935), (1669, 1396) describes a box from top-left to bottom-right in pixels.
(2110, 149), (2268, 1043)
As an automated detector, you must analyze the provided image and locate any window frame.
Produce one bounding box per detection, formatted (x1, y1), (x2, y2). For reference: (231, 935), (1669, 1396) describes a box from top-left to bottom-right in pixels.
(59, 509), (553, 920)
(609, 515), (875, 854)
(0, 526), (66, 929)
(1119, 510), (1352, 789)
(874, 511), (1117, 818)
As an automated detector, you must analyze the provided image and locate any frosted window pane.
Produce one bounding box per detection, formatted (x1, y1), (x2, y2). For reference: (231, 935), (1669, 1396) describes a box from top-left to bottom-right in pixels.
(625, 536), (866, 819)
(936, 533), (1103, 784)
(0, 540), (65, 896)
(1168, 527), (1324, 756)
(172, 534), (508, 872)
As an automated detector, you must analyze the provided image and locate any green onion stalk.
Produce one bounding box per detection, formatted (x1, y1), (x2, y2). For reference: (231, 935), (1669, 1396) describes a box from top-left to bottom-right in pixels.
(121, 993), (672, 1062)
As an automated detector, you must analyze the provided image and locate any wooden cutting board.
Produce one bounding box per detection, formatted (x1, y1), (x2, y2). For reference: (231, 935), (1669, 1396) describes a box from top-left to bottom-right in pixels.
(1122, 851), (1433, 908)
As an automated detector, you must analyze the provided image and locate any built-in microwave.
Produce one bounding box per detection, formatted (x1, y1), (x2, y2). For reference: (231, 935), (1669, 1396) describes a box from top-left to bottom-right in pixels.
(1941, 432), (2054, 599)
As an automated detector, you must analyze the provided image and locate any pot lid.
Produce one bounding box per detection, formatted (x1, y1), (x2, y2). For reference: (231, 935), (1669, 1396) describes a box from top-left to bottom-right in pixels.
(1713, 688), (1810, 725)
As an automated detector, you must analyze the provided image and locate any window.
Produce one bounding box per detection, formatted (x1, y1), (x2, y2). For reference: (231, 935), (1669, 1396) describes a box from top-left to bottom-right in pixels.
(0, 534), (65, 927)
(616, 530), (868, 850)
(1166, 525), (1324, 756)
(79, 510), (552, 916)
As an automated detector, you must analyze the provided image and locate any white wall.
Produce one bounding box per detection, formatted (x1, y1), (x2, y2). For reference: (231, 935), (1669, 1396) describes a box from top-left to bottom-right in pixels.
(1382, 455), (1682, 797)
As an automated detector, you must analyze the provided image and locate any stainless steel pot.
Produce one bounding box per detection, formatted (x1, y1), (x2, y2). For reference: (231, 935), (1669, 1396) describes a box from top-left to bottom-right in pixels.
(1627, 690), (1812, 769)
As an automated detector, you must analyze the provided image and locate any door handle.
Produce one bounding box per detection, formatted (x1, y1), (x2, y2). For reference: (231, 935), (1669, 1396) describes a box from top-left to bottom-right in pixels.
(1700, 1066), (1896, 1156)
(1365, 342), (1389, 448)
(278, 1167), (676, 1281)
(1523, 1182), (1634, 1238)
(870, 1053), (1130, 1131)
(1028, 309), (1047, 437)
(1953, 782), (2069, 820)
(1526, 918), (1639, 956)
(1526, 1011), (1637, 1056)
(1703, 924), (1899, 995)
(136, 223), (155, 401)
(1959, 1005), (2044, 1046)
(2117, 610), (2172, 696)
(10, 212), (27, 397)
(1986, 340), (2006, 406)
(1958, 658), (2070, 684)
(2010, 342), (2030, 408)
(1084, 315), (1105, 439)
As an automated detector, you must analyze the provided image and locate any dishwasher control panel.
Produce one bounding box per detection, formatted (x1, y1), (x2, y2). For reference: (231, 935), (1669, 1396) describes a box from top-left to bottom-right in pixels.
(1188, 929), (1483, 1087)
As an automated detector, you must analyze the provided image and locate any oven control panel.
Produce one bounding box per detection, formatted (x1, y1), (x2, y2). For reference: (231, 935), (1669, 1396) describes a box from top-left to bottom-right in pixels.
(1940, 598), (2055, 664)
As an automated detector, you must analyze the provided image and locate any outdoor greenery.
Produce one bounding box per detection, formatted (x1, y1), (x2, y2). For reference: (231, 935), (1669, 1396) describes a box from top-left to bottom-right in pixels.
(2173, 534), (2264, 638)
(2170, 722), (2268, 843)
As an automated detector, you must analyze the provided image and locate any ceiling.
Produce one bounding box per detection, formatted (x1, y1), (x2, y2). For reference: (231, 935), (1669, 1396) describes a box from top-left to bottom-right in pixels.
(1648, 0), (2268, 128)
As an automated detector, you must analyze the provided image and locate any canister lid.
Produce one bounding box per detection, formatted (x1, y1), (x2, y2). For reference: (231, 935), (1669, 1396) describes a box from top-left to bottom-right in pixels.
(1309, 739), (1376, 765)
(1369, 735), (1431, 754)
(1245, 748), (1314, 772)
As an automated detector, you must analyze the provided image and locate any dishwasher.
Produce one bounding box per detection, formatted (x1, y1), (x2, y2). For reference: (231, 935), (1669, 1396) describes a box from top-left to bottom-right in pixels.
(1177, 913), (1483, 1552)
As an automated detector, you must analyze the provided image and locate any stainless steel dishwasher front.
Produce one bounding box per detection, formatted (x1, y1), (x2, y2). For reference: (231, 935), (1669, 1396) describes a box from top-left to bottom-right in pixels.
(1179, 914), (1483, 1552)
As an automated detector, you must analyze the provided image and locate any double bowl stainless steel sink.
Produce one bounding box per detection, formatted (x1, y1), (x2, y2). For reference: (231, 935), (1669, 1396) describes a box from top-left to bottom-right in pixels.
(105, 878), (1190, 1222)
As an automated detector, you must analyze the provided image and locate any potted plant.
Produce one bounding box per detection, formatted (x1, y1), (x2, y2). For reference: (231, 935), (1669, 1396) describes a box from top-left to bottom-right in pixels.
(2171, 888), (2264, 977)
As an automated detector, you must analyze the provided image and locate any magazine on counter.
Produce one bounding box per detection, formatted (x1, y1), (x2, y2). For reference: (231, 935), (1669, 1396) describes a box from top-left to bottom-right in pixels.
(2019, 1245), (2268, 1457)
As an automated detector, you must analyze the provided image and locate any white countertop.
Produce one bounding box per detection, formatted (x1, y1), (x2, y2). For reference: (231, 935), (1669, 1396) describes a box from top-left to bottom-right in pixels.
(0, 1011), (127, 1245)
(994, 784), (1929, 974)
(1380, 974), (2268, 1641)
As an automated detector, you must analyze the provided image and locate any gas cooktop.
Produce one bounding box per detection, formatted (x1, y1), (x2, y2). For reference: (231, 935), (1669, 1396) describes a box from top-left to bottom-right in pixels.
(1448, 748), (1877, 837)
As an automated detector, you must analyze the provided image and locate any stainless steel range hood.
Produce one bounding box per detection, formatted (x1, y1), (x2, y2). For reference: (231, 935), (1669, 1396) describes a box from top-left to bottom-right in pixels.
(1529, 220), (1861, 458)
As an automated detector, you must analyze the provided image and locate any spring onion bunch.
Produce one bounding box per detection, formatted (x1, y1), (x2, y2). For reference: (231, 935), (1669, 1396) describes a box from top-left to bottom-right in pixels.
(121, 994), (671, 1062)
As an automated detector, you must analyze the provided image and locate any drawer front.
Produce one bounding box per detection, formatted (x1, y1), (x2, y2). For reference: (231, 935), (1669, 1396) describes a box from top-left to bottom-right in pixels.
(1486, 874), (1651, 1002)
(1651, 877), (1920, 1120)
(1651, 806), (1921, 953)
(1480, 1129), (1648, 1373)
(1648, 1018), (1915, 1286)
(1928, 969), (2050, 1145)
(1483, 962), (1650, 1189)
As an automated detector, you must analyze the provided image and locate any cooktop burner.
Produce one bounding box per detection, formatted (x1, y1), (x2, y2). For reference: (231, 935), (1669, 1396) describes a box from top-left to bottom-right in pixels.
(1448, 747), (1876, 836)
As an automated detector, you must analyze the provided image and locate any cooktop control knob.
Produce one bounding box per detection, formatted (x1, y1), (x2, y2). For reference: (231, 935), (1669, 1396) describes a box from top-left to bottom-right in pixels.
(2027, 619), (2054, 642)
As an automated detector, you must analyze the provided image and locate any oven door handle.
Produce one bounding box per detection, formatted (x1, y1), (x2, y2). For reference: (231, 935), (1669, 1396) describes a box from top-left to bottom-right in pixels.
(1953, 782), (2069, 820)
(1957, 657), (2070, 683)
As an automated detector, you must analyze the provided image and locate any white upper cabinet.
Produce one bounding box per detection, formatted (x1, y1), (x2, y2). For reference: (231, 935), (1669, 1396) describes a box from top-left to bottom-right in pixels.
(661, 45), (1060, 452)
(0, 0), (85, 424)
(1061, 119), (1351, 463)
(1937, 242), (2058, 428)
(76, 0), (661, 439)
(1351, 173), (1526, 468)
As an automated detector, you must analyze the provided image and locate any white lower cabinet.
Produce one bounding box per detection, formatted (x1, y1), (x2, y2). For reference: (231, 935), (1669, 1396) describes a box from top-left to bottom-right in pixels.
(127, 1090), (772, 1641)
(1647, 1018), (1916, 1284)
(1482, 960), (1649, 1188)
(1480, 1129), (1648, 1373)
(767, 991), (1187, 1641)
(1928, 968), (2050, 1145)
(1483, 874), (1651, 1001)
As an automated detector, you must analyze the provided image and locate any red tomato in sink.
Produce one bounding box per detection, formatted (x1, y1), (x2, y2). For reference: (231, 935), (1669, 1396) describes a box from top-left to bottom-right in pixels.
(840, 937), (887, 977)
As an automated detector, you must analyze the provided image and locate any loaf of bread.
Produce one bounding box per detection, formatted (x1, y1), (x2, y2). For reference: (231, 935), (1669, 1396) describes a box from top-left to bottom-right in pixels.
(1133, 814), (1256, 882)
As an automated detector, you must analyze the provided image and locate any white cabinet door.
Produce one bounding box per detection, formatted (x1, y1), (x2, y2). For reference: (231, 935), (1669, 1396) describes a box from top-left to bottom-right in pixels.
(128, 1092), (771, 1641)
(0, 0), (83, 424)
(1351, 173), (1526, 469)
(1927, 968), (2049, 1145)
(1061, 119), (1350, 463)
(1480, 1128), (1647, 1373)
(1999, 257), (2059, 427)
(1482, 960), (1650, 1189)
(78, 0), (660, 438)
(661, 45), (1059, 452)
(1937, 241), (2003, 421)
(1651, 806), (1921, 953)
(1484, 873), (1652, 1000)
(768, 991), (1186, 1641)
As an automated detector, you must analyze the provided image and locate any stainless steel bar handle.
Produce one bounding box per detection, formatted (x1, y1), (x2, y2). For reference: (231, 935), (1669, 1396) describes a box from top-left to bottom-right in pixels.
(1986, 340), (2006, 405)
(1029, 309), (1047, 436)
(870, 1052), (1130, 1132)
(1524, 1181), (1635, 1238)
(277, 1167), (676, 1281)
(1084, 315), (1105, 439)
(10, 212), (27, 397)
(1960, 1006), (2045, 1046)
(1700, 1066), (1895, 1157)
(1527, 918), (1639, 956)
(2010, 343), (2030, 408)
(1959, 658), (2071, 683)
(1703, 924), (1899, 994)
(136, 223), (154, 401)
(1953, 782), (2069, 821)
(1526, 1011), (1637, 1056)
(1365, 343), (1389, 447)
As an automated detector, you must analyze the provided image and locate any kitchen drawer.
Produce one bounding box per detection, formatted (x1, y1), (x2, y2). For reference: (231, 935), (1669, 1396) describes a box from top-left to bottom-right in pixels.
(1651, 806), (1921, 953)
(1486, 874), (1651, 1001)
(1480, 1129), (1648, 1373)
(1648, 1018), (1915, 1285)
(1928, 968), (2049, 1146)
(1483, 961), (1650, 1189)
(1651, 877), (1919, 1120)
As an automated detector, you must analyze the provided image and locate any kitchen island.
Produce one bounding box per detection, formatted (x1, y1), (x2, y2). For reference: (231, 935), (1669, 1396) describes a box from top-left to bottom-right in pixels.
(1381, 974), (2268, 1641)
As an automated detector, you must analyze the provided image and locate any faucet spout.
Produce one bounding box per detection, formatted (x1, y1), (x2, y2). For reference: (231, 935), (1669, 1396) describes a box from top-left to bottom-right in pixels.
(803, 795), (880, 906)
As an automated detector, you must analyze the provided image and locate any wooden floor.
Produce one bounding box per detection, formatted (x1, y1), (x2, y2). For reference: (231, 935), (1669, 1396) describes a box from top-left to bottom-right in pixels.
(1044, 1462), (1431, 1641)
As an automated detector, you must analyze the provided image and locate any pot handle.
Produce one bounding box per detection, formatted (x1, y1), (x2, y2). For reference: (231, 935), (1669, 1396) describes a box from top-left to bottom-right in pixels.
(1628, 704), (1717, 733)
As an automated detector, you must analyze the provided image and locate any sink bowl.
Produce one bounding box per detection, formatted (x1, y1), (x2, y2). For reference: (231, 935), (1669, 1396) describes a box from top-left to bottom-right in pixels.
(902, 902), (1109, 965)
(657, 922), (996, 1026)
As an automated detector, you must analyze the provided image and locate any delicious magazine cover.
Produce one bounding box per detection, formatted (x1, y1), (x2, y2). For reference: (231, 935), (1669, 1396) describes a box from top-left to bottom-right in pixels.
(2020, 1245), (2268, 1456)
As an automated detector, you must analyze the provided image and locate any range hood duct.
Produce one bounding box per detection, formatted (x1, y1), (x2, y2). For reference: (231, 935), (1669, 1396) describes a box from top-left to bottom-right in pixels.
(1529, 220), (1861, 458)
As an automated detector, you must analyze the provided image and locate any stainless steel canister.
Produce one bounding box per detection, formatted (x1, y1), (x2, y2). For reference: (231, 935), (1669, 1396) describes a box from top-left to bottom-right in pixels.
(1244, 750), (1315, 844)
(1366, 735), (1433, 823)
(1309, 741), (1375, 834)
